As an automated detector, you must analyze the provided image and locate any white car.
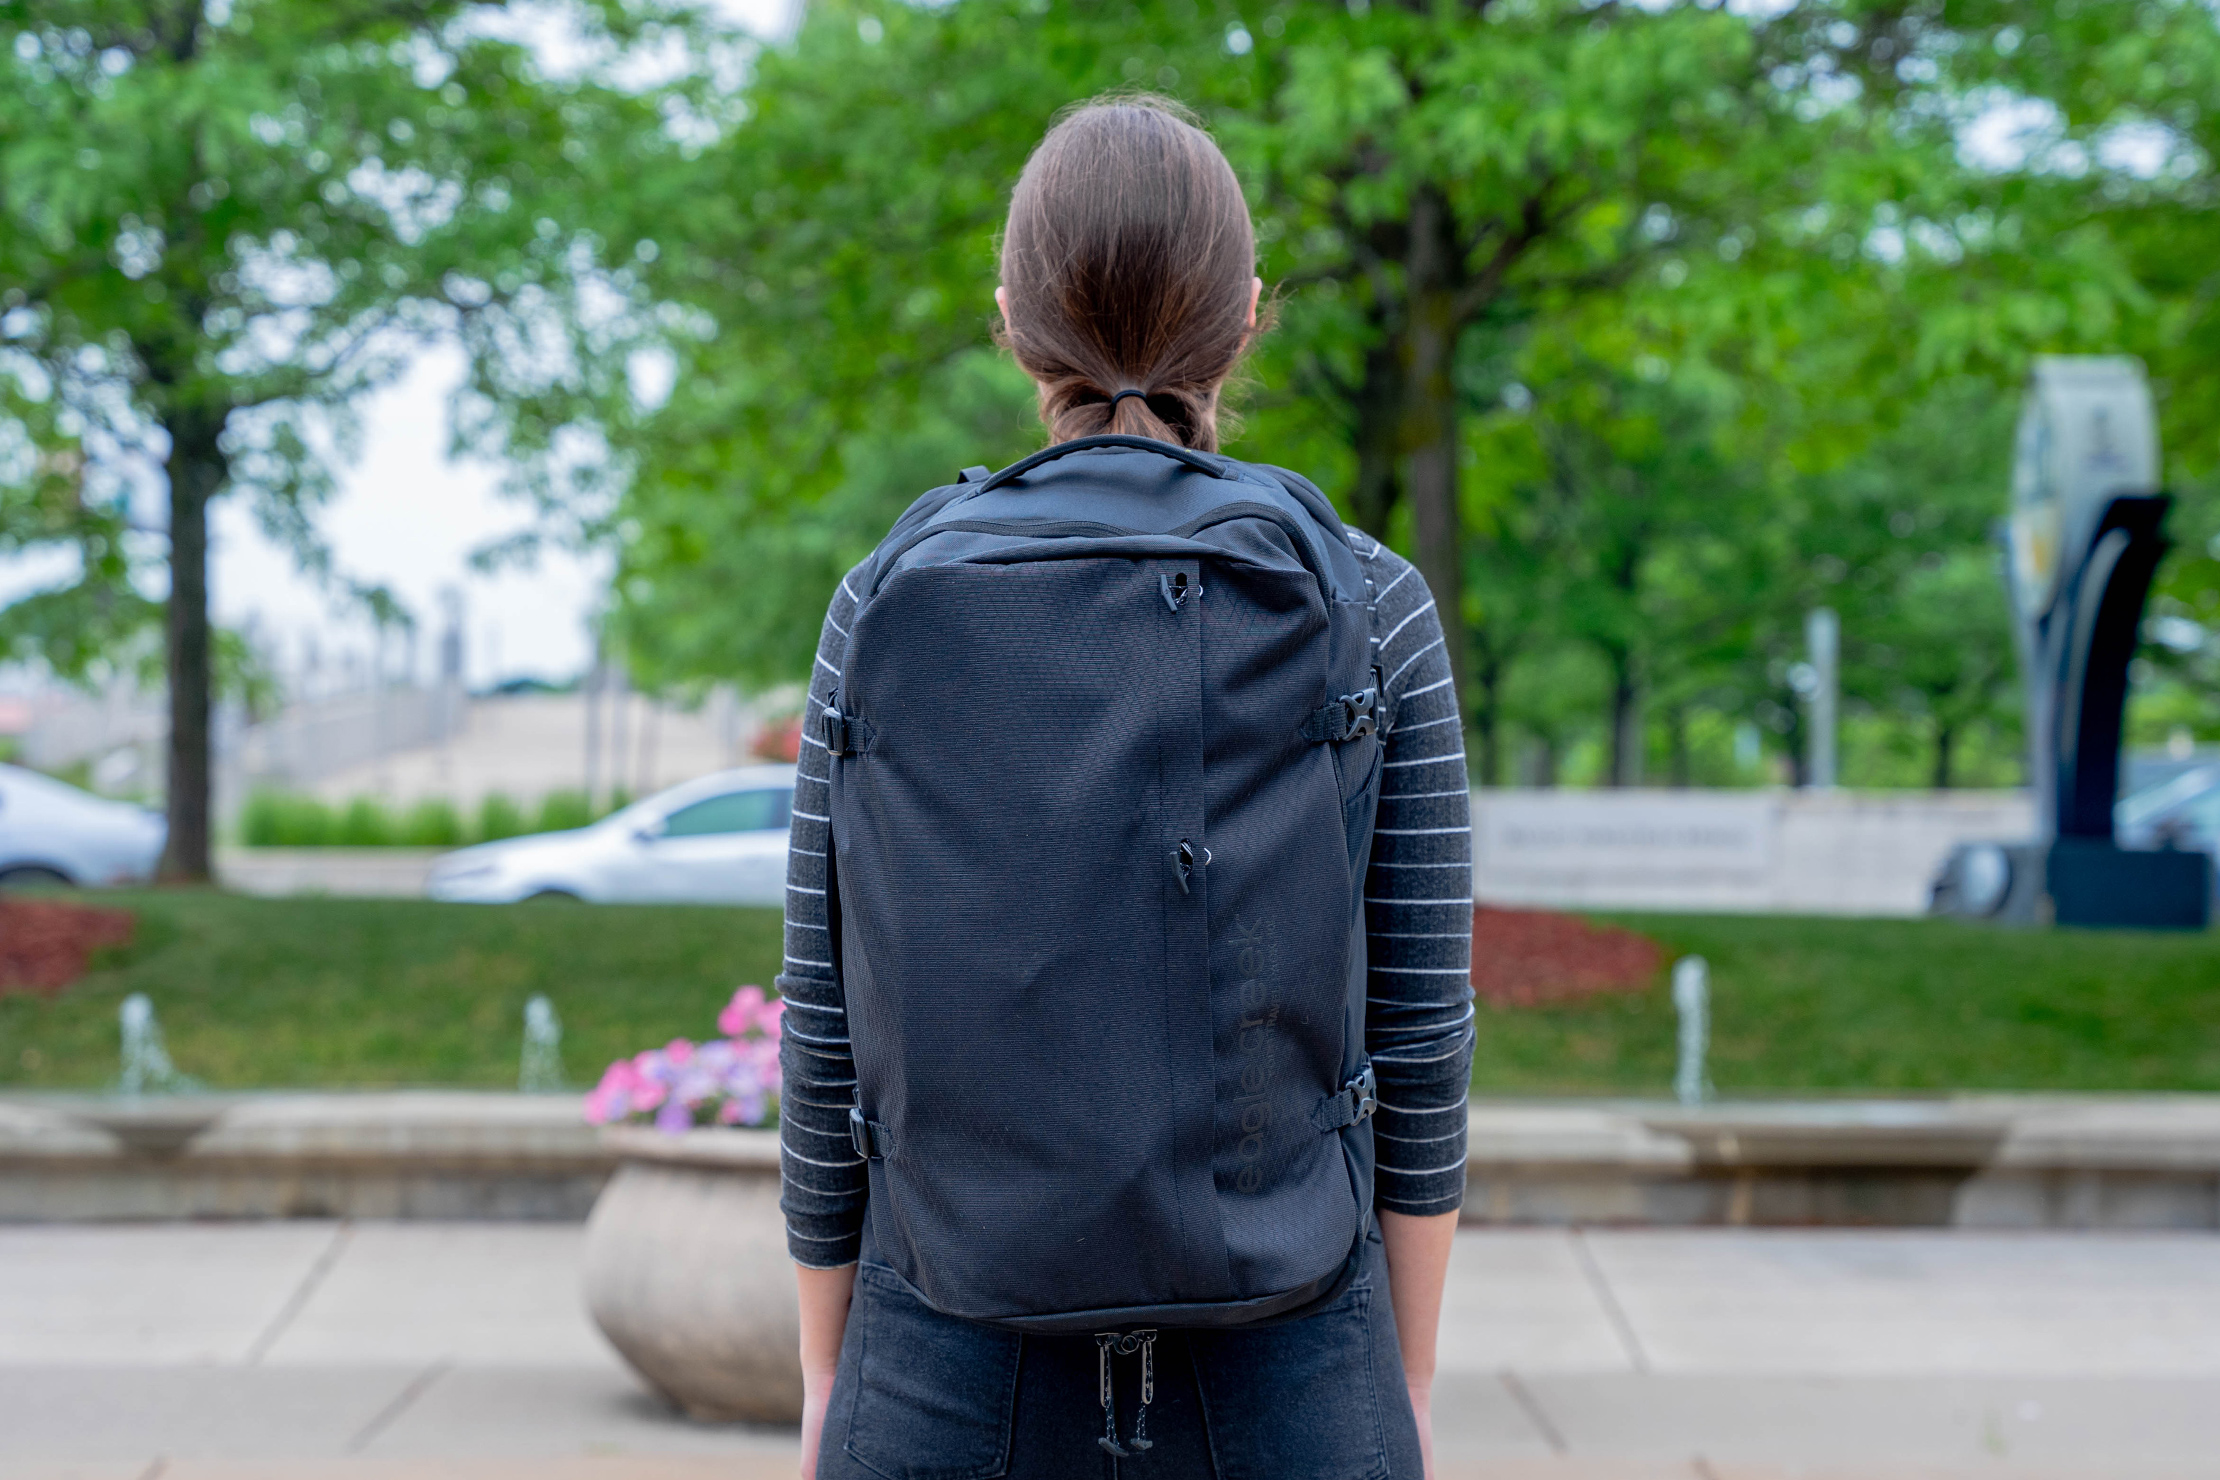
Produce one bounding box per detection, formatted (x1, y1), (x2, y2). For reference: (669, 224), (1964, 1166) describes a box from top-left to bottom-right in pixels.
(0, 763), (166, 888)
(424, 765), (797, 906)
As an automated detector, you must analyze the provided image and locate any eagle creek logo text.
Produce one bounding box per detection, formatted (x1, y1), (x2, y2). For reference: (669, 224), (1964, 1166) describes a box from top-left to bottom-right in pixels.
(1230, 914), (1281, 1194)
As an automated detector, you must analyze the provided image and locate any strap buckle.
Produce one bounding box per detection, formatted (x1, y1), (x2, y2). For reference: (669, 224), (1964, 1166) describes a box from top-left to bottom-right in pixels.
(1312, 1062), (1379, 1132)
(1303, 687), (1379, 743)
(1343, 687), (1379, 740)
(1348, 1062), (1378, 1122)
(849, 1106), (887, 1160)
(823, 705), (871, 757)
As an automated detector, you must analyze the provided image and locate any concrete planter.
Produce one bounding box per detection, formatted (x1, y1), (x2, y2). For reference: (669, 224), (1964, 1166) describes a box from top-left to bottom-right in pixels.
(581, 1126), (801, 1423)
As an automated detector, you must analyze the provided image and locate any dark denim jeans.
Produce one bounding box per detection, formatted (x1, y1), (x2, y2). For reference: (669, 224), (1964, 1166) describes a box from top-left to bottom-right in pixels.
(814, 1227), (1422, 1480)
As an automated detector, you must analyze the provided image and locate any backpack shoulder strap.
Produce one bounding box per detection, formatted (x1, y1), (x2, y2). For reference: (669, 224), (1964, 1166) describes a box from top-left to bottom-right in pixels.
(856, 476), (975, 601)
(1243, 462), (1344, 543)
(1234, 460), (1370, 605)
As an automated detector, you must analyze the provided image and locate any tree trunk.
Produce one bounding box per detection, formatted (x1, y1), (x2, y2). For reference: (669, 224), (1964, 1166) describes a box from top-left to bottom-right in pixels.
(1530, 735), (1558, 788)
(1606, 652), (1643, 787)
(1399, 187), (1466, 726)
(159, 406), (226, 884)
(1781, 693), (1809, 788)
(1347, 340), (1404, 538)
(1932, 720), (1956, 791)
(1468, 638), (1505, 787)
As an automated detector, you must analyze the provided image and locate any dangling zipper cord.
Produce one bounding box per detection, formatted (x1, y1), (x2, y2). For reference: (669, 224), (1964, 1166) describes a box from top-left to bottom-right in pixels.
(1134, 1329), (1155, 1451)
(1094, 1330), (1157, 1457)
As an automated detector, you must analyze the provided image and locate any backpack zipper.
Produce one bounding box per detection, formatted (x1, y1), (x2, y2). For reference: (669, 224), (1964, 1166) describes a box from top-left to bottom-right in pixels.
(870, 517), (1139, 589)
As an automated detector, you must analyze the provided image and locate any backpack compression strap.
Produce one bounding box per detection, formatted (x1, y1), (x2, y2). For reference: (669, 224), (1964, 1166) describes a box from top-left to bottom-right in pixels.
(1311, 1063), (1379, 1132)
(1301, 685), (1380, 744)
(850, 1106), (891, 1159)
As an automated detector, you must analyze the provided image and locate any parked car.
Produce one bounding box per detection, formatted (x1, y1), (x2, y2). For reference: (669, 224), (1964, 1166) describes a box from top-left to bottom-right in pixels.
(424, 766), (797, 906)
(0, 763), (166, 888)
(2116, 763), (2220, 898)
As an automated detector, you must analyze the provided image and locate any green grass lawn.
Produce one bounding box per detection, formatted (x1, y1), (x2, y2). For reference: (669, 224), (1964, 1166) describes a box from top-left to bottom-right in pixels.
(0, 892), (785, 1091)
(2, 894), (2217, 1095)
(1474, 914), (2220, 1095)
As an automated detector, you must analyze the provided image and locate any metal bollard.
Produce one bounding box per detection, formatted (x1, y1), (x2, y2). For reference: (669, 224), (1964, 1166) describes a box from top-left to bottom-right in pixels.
(1672, 957), (1710, 1106)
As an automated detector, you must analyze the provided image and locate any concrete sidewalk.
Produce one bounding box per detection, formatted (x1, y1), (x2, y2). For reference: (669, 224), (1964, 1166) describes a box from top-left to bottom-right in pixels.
(3, 1224), (2217, 1479)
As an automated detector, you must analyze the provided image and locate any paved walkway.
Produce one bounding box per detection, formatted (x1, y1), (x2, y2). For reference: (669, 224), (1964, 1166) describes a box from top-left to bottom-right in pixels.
(2, 1224), (2217, 1479)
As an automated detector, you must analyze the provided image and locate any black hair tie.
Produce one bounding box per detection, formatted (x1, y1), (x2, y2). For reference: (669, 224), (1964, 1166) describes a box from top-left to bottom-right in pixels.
(1109, 388), (1148, 409)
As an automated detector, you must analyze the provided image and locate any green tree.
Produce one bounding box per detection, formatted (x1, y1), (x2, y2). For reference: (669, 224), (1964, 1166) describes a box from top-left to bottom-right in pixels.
(0, 436), (151, 675)
(618, 0), (1888, 707)
(605, 0), (2219, 783)
(607, 0), (1084, 685)
(615, 349), (1038, 689)
(1513, 362), (1765, 786)
(1233, 0), (1826, 716)
(0, 1), (686, 877)
(1994, 2), (2220, 735)
(1809, 383), (2023, 790)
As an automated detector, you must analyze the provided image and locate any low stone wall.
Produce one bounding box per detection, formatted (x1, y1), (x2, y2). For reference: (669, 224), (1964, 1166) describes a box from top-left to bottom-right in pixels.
(0, 1093), (608, 1220)
(1463, 1097), (2220, 1229)
(1471, 788), (2036, 915)
(4, 1091), (2215, 1228)
(214, 848), (446, 899)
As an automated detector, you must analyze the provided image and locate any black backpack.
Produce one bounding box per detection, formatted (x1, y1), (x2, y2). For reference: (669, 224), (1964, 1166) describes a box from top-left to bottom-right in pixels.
(822, 436), (1386, 1332)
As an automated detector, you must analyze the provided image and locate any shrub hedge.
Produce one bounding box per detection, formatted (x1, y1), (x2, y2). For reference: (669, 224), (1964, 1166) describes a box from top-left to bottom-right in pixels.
(237, 789), (620, 848)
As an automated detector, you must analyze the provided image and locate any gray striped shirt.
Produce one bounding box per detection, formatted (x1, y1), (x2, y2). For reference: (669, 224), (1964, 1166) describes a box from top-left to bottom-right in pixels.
(777, 531), (1476, 1267)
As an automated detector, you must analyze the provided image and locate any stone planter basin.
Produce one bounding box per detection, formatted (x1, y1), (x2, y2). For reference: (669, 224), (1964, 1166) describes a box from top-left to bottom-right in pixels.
(581, 1125), (801, 1423)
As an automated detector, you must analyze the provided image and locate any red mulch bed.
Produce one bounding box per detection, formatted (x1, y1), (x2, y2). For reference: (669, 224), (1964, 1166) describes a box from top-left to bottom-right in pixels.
(752, 716), (803, 763)
(1470, 904), (1662, 1008)
(0, 898), (135, 998)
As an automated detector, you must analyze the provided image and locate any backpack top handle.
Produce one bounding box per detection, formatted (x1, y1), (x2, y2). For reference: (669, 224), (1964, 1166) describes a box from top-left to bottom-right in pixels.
(976, 434), (1230, 493)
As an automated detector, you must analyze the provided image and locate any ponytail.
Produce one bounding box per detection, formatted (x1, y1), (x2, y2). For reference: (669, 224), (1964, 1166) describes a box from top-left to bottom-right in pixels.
(998, 96), (1260, 454)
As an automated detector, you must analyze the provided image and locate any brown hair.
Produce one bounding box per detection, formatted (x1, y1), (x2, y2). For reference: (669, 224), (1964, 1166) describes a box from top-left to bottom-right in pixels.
(998, 96), (1259, 453)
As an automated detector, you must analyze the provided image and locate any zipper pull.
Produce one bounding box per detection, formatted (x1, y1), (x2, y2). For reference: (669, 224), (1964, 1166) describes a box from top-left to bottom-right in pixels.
(1096, 1333), (1133, 1456)
(1170, 840), (1211, 895)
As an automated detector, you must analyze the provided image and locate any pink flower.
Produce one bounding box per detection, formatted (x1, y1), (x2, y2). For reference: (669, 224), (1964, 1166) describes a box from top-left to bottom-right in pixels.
(581, 991), (789, 1130)
(719, 985), (769, 1037)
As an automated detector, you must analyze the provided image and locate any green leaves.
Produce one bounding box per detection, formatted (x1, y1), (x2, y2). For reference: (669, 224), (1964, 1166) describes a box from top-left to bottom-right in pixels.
(1, 0), (695, 522)
(0, 0), (2146, 783)
(0, 1), (708, 870)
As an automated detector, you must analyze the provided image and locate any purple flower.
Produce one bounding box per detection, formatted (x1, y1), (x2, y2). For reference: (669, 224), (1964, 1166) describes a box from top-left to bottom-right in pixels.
(583, 989), (786, 1130)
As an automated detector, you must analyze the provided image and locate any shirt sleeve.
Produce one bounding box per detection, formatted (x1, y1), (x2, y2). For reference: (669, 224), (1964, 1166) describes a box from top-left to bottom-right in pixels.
(777, 567), (870, 1268)
(1349, 532), (1477, 1217)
